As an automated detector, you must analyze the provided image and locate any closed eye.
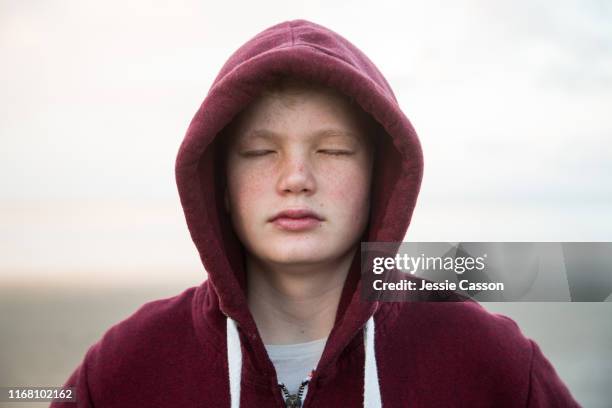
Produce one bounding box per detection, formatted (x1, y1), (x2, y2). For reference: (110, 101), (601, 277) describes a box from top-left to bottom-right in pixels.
(241, 150), (275, 157)
(318, 150), (354, 156)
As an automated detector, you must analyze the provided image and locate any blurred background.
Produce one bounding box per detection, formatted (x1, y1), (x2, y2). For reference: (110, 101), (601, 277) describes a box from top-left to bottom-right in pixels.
(1, 0), (611, 406)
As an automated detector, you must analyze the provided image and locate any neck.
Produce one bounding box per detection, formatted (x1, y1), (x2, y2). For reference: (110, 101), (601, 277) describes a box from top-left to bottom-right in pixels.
(246, 246), (357, 345)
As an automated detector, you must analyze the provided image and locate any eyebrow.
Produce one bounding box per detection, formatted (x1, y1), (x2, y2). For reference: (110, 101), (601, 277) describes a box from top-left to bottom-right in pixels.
(245, 128), (360, 141)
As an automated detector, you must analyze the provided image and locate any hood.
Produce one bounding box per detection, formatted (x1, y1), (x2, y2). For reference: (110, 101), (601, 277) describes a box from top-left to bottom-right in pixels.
(175, 19), (423, 406)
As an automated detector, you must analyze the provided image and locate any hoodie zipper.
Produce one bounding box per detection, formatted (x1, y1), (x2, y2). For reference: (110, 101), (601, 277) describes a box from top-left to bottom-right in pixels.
(276, 380), (313, 408)
(223, 311), (291, 408)
(279, 380), (308, 407)
(224, 311), (328, 408)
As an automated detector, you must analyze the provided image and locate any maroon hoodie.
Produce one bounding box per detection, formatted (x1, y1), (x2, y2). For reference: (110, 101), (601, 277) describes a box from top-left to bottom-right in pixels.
(51, 19), (581, 407)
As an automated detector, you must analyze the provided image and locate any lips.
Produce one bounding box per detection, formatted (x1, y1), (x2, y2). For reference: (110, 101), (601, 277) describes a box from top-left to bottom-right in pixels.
(269, 209), (324, 222)
(269, 208), (324, 231)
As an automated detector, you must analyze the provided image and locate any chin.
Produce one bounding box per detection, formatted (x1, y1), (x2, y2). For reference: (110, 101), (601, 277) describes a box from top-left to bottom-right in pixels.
(265, 244), (333, 266)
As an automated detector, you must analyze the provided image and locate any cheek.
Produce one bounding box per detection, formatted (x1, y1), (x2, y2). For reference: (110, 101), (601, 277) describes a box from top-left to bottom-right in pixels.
(321, 162), (371, 214)
(227, 163), (267, 219)
(233, 186), (256, 216)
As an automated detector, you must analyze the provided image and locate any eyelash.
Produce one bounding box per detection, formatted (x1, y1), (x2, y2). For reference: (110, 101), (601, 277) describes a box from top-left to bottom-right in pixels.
(319, 150), (353, 156)
(242, 150), (275, 157)
(242, 150), (353, 157)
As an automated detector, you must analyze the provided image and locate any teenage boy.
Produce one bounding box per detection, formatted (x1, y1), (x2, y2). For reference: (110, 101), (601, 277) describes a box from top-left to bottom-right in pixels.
(52, 19), (580, 407)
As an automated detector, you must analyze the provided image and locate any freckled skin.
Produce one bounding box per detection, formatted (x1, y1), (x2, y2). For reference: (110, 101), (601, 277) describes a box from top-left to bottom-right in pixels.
(224, 87), (374, 270)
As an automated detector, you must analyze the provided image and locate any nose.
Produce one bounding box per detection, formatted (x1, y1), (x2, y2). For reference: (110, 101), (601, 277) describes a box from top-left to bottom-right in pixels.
(276, 151), (316, 195)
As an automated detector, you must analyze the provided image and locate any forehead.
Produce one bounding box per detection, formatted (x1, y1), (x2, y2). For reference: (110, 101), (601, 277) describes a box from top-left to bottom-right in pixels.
(228, 87), (374, 145)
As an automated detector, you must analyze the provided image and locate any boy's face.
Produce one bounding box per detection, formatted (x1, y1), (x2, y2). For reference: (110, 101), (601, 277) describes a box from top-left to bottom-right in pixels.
(224, 86), (374, 269)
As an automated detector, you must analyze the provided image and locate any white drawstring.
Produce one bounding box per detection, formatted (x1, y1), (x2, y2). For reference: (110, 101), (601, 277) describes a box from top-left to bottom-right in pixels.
(364, 315), (383, 407)
(226, 317), (242, 408)
(226, 315), (382, 407)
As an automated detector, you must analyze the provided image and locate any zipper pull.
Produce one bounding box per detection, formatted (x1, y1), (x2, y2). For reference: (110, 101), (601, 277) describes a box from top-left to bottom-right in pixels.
(279, 380), (309, 408)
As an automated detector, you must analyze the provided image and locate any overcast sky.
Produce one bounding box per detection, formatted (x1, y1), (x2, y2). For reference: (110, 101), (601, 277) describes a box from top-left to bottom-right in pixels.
(1, 0), (611, 287)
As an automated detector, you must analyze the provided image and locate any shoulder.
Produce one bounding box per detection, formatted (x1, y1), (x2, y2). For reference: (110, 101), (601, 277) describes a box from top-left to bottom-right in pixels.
(95, 285), (198, 349)
(65, 283), (232, 405)
(375, 300), (580, 406)
(84, 286), (202, 383)
(377, 300), (533, 399)
(378, 298), (530, 349)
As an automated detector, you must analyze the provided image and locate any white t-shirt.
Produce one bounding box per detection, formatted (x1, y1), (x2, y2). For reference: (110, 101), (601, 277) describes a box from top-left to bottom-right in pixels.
(264, 337), (328, 395)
